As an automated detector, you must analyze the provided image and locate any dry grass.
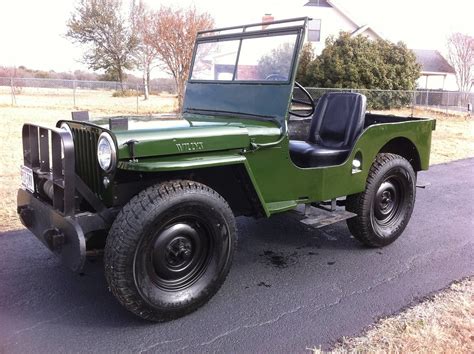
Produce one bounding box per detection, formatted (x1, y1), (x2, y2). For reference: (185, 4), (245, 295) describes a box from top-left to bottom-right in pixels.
(0, 107), (68, 232)
(0, 86), (177, 115)
(377, 107), (474, 165)
(431, 119), (474, 164)
(310, 278), (474, 353)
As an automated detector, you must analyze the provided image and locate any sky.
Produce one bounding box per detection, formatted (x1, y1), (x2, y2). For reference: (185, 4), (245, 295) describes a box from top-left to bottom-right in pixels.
(0, 0), (472, 74)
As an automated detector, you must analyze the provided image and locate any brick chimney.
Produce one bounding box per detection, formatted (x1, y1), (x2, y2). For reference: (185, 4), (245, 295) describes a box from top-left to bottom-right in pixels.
(262, 14), (274, 29)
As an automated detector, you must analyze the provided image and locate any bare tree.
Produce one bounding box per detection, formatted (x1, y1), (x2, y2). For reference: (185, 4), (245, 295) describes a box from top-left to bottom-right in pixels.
(66, 0), (138, 90)
(148, 6), (214, 111)
(131, 1), (158, 100)
(447, 33), (474, 103)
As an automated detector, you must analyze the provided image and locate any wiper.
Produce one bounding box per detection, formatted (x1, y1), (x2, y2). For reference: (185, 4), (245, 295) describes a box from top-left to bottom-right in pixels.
(249, 119), (288, 151)
(185, 108), (287, 151)
(185, 108), (276, 120)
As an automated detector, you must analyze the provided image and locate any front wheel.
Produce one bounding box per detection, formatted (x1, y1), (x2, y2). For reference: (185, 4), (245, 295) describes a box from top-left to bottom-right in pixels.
(346, 153), (416, 247)
(104, 180), (237, 322)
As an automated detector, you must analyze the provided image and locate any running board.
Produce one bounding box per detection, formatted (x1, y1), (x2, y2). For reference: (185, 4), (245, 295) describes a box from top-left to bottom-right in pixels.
(288, 204), (357, 229)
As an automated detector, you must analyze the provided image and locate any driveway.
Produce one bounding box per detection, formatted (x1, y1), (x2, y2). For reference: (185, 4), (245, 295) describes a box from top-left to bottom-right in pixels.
(0, 158), (473, 353)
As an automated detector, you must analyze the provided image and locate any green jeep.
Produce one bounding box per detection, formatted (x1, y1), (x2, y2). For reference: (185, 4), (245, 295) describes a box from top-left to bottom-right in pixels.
(17, 18), (435, 321)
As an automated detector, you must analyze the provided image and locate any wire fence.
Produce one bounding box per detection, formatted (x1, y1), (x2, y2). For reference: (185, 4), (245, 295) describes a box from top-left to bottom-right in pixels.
(0, 77), (177, 114)
(1, 76), (473, 117)
(298, 87), (474, 117)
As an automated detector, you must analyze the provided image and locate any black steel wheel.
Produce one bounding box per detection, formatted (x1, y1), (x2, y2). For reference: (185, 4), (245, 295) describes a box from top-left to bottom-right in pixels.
(346, 153), (416, 247)
(104, 180), (237, 322)
(146, 220), (211, 292)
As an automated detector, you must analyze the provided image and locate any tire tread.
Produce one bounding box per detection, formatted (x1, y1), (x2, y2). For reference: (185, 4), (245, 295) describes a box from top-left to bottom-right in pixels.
(346, 153), (416, 247)
(104, 180), (236, 321)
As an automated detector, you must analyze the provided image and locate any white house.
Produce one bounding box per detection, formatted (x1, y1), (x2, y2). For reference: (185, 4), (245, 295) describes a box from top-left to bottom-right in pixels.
(412, 49), (457, 91)
(267, 0), (382, 55)
(266, 1), (459, 91)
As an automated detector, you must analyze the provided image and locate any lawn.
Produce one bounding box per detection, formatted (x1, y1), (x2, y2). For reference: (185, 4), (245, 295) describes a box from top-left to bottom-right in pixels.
(0, 86), (177, 115)
(316, 277), (473, 353)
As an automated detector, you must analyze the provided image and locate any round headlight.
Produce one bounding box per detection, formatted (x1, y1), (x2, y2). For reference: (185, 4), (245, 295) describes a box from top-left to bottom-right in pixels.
(60, 122), (72, 136)
(97, 132), (116, 172)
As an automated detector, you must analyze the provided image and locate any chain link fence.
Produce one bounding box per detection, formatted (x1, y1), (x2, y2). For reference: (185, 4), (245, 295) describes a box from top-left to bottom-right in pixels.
(296, 87), (474, 117)
(1, 77), (473, 117)
(0, 77), (177, 114)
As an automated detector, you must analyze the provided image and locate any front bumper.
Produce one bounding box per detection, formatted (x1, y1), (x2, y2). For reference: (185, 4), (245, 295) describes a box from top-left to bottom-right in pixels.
(17, 188), (107, 272)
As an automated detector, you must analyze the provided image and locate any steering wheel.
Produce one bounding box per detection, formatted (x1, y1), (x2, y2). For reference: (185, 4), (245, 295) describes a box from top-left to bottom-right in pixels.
(265, 73), (287, 81)
(290, 81), (315, 118)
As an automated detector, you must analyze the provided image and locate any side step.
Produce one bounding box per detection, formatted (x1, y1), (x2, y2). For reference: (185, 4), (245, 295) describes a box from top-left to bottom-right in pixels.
(288, 203), (357, 229)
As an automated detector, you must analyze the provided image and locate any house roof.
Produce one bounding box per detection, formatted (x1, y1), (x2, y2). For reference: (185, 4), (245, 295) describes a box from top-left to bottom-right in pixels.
(307, 0), (383, 40)
(304, 0), (332, 7)
(412, 49), (455, 74)
(351, 25), (374, 37)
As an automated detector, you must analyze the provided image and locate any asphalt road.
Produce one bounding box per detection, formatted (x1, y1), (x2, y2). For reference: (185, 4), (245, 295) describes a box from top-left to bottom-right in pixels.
(1, 158), (473, 353)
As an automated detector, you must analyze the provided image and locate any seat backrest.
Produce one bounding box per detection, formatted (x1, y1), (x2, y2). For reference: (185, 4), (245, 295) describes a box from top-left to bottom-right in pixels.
(308, 92), (366, 148)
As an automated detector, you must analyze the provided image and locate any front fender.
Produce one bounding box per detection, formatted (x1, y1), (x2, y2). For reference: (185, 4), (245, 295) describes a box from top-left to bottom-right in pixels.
(117, 152), (270, 217)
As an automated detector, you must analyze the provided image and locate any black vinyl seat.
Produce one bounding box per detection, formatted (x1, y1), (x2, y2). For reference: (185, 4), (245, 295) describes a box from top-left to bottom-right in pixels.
(289, 92), (367, 168)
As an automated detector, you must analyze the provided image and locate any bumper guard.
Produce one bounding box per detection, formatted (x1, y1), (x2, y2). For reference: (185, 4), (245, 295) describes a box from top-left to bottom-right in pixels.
(18, 124), (109, 271)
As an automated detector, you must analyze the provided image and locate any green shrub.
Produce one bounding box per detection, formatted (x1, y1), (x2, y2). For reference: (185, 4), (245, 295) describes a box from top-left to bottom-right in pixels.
(302, 33), (420, 109)
(112, 90), (136, 97)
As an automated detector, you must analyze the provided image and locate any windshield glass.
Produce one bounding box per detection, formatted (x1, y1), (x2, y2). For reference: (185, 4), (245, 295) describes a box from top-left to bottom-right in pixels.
(190, 33), (298, 82)
(191, 40), (240, 80)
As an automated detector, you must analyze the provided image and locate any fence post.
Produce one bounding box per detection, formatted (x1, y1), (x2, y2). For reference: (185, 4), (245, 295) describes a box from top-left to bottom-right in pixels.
(10, 77), (16, 106)
(445, 91), (449, 115)
(411, 91), (415, 117)
(73, 80), (77, 108)
(136, 83), (139, 114)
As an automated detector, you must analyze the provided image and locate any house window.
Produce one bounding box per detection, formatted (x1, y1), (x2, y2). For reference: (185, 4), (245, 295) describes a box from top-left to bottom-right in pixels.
(308, 19), (321, 42)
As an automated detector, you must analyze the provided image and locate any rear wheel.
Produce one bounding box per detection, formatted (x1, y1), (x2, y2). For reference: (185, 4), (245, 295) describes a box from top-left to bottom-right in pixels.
(346, 153), (416, 247)
(104, 180), (237, 321)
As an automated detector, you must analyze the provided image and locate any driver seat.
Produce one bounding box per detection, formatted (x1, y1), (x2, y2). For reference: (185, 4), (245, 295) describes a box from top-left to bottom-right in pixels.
(289, 92), (367, 168)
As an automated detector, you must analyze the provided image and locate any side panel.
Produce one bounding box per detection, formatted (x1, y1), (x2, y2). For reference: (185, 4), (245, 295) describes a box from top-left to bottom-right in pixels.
(244, 119), (433, 213)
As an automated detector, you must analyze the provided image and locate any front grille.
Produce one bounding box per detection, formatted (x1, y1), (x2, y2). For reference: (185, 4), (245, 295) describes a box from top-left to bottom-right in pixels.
(70, 126), (102, 195)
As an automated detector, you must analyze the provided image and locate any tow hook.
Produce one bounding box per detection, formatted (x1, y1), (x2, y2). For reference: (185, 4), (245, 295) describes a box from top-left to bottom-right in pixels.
(43, 228), (65, 250)
(18, 205), (34, 227)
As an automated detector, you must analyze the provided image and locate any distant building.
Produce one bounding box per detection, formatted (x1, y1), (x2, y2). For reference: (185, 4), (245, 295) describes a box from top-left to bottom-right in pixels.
(264, 1), (461, 91)
(266, 0), (382, 55)
(412, 49), (456, 90)
(300, 0), (382, 54)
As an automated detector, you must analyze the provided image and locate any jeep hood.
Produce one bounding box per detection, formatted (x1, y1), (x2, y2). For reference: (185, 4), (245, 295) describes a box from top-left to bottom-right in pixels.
(112, 116), (259, 160)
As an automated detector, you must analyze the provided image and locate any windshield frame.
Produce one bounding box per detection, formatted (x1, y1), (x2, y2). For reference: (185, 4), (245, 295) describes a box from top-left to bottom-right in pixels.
(183, 18), (308, 123)
(188, 24), (305, 85)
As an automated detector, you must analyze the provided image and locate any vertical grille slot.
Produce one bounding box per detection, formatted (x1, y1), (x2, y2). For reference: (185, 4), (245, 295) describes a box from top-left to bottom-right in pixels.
(70, 126), (102, 195)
